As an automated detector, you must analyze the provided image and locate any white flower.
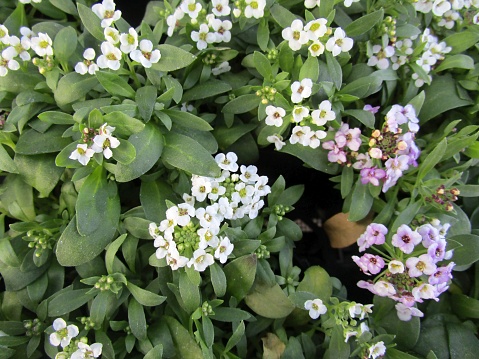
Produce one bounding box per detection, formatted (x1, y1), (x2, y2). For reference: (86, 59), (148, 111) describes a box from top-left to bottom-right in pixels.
(308, 41), (325, 57)
(49, 318), (79, 348)
(196, 205), (221, 229)
(291, 78), (313, 103)
(191, 175), (213, 201)
(69, 144), (95, 166)
(7, 36), (31, 61)
(19, 0), (43, 3)
(0, 25), (9, 45)
(166, 9), (185, 37)
(438, 10), (460, 29)
(304, 19), (327, 41)
(71, 342), (103, 359)
(265, 106), (285, 127)
(211, 19), (232, 43)
(325, 28), (353, 57)
(309, 130), (326, 149)
(92, 0), (122, 28)
(432, 0), (452, 16)
(191, 24), (216, 50)
(154, 235), (172, 259)
(91, 132), (120, 159)
(368, 341), (387, 359)
(30, 32), (53, 57)
(304, 0), (320, 8)
(373, 281), (396, 296)
(214, 237), (234, 263)
(311, 100), (335, 126)
(130, 39), (161, 68)
(0, 47), (20, 77)
(212, 61), (231, 75)
(244, 0), (266, 19)
(254, 176), (270, 196)
(292, 105), (309, 123)
(166, 203), (195, 226)
(97, 41), (122, 70)
(240, 165), (259, 183)
(166, 246), (189, 270)
(282, 19), (309, 51)
(344, 0), (360, 7)
(104, 26), (120, 44)
(215, 152), (238, 171)
(289, 125), (311, 147)
(198, 226), (220, 249)
(267, 134), (286, 150)
(304, 298), (327, 319)
(388, 260), (405, 274)
(75, 48), (99, 75)
(367, 45), (395, 70)
(188, 248), (215, 271)
(181, 0), (202, 19)
(212, 0), (231, 16)
(395, 303), (424, 321)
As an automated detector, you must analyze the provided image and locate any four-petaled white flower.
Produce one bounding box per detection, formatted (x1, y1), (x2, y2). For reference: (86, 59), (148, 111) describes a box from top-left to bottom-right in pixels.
(71, 342), (103, 359)
(265, 105), (286, 127)
(49, 318), (79, 348)
(188, 248), (214, 271)
(212, 61), (231, 75)
(92, 0), (122, 28)
(75, 48), (99, 75)
(181, 0), (202, 19)
(368, 341), (387, 359)
(130, 39), (161, 68)
(91, 131), (120, 159)
(0, 25), (9, 45)
(344, 0), (360, 7)
(282, 19), (309, 51)
(304, 0), (320, 9)
(311, 100), (335, 126)
(191, 24), (216, 50)
(325, 28), (353, 57)
(30, 32), (53, 57)
(104, 26), (120, 44)
(69, 144), (95, 166)
(291, 78), (313, 103)
(214, 236), (234, 263)
(8, 35), (31, 61)
(0, 47), (20, 77)
(244, 0), (266, 19)
(97, 41), (122, 70)
(212, 0), (231, 16)
(215, 152), (238, 171)
(304, 298), (327, 319)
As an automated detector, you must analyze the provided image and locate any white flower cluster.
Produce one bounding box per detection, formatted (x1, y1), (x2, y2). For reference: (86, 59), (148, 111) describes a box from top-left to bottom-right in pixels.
(265, 79), (335, 150)
(150, 152), (271, 272)
(282, 18), (353, 57)
(415, 0), (479, 27)
(166, 0), (233, 51)
(49, 318), (103, 359)
(0, 24), (54, 76)
(75, 0), (161, 74)
(69, 123), (120, 166)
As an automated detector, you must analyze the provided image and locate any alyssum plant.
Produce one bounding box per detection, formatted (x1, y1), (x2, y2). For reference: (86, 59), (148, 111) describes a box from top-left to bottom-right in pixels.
(1, 0), (479, 358)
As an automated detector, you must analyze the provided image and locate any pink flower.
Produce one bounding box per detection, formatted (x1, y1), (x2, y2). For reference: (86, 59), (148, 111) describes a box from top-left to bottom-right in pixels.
(357, 223), (388, 252)
(360, 167), (386, 186)
(322, 141), (347, 164)
(334, 123), (362, 151)
(392, 224), (422, 254)
(395, 303), (424, 321)
(352, 254), (385, 275)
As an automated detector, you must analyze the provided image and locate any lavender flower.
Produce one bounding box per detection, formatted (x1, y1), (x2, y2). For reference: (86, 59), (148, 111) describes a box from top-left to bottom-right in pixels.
(391, 224), (422, 254)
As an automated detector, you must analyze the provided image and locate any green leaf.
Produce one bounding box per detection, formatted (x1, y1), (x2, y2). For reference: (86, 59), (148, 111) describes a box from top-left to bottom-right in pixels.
(253, 51), (273, 80)
(416, 138), (447, 184)
(153, 44), (196, 72)
(213, 123), (257, 150)
(126, 282), (166, 306)
(15, 126), (71, 155)
(77, 3), (104, 40)
(140, 180), (177, 223)
(222, 94), (260, 115)
(96, 71), (135, 98)
(102, 112), (145, 136)
(446, 322), (479, 359)
(136, 86), (157, 122)
(224, 321), (245, 353)
(115, 123), (164, 182)
(245, 282), (295, 319)
(179, 270), (201, 314)
(344, 9), (384, 37)
(144, 344), (164, 359)
(277, 184), (304, 207)
(209, 262), (227, 297)
(111, 138), (136, 165)
(162, 131), (220, 177)
(280, 143), (339, 175)
(0, 175), (36, 222)
(420, 75), (473, 123)
(257, 18), (270, 52)
(38, 111), (75, 125)
(348, 180), (373, 222)
(164, 316), (202, 359)
(182, 79), (232, 102)
(123, 217), (152, 239)
(451, 294), (479, 319)
(297, 266), (332, 303)
(270, 3), (297, 28)
(223, 254), (257, 301)
(449, 234), (479, 268)
(343, 109), (375, 128)
(299, 56), (319, 82)
(105, 234), (127, 275)
(326, 325), (350, 359)
(445, 31), (479, 54)
(202, 315), (214, 347)
(408, 91), (425, 116)
(337, 75), (382, 99)
(47, 288), (95, 316)
(211, 307), (251, 322)
(50, 0), (78, 15)
(325, 52), (342, 90)
(129, 297), (147, 340)
(14, 154), (64, 197)
(163, 110), (213, 131)
(90, 290), (114, 326)
(0, 145), (18, 173)
(53, 26), (77, 63)
(54, 72), (99, 109)
(435, 54), (475, 72)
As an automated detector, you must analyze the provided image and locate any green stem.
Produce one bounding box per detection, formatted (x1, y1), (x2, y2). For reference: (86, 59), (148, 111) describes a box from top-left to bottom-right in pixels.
(125, 56), (141, 88)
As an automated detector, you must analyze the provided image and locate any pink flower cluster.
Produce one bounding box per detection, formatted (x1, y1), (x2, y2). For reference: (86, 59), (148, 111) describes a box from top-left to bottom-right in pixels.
(353, 220), (454, 321)
(322, 104), (421, 193)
